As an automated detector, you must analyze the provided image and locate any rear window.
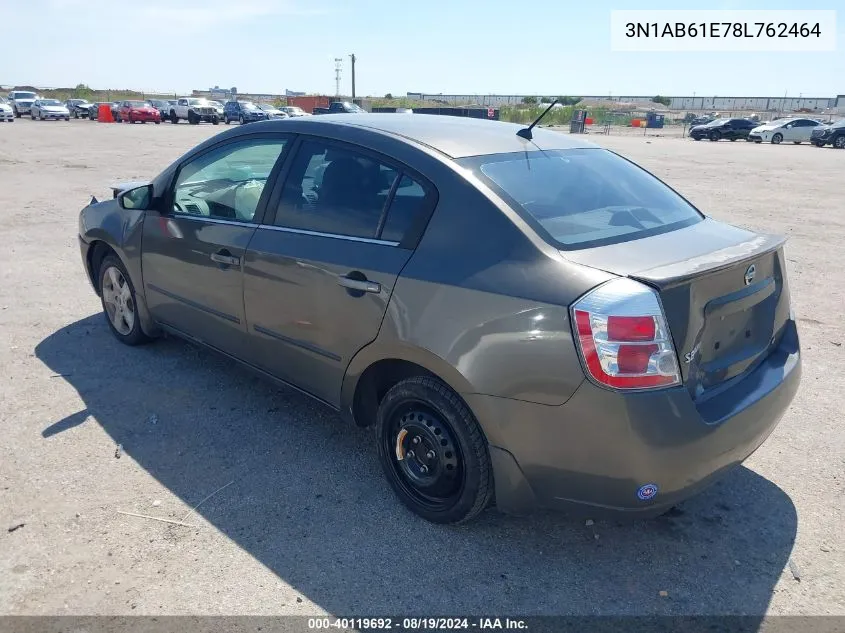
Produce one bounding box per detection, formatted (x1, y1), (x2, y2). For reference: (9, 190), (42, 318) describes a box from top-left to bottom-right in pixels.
(460, 149), (702, 249)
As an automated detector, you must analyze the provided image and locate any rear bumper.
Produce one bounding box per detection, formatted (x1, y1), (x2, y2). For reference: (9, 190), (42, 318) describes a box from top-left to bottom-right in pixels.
(467, 320), (801, 517)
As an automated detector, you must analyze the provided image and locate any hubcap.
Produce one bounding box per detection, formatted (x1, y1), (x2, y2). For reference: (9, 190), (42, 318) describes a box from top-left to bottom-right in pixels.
(102, 266), (135, 335)
(387, 405), (463, 508)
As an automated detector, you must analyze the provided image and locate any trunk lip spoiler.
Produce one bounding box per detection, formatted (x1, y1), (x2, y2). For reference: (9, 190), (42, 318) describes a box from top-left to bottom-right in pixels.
(628, 233), (787, 289)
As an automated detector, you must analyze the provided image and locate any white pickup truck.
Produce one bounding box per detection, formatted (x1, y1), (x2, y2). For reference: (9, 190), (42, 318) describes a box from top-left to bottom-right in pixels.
(168, 97), (219, 125)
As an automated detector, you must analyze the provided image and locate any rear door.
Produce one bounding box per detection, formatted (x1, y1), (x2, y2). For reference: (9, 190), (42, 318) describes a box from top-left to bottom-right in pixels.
(242, 137), (436, 405)
(141, 134), (291, 356)
(795, 119), (818, 141)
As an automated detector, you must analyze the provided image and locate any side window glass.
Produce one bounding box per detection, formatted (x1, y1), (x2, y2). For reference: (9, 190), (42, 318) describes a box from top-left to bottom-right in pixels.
(380, 175), (427, 243)
(172, 138), (287, 223)
(275, 140), (399, 239)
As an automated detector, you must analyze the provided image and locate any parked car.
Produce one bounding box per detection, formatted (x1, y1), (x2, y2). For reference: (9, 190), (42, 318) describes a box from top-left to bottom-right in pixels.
(689, 118), (757, 141)
(748, 118), (821, 144)
(0, 97), (14, 122)
(77, 115), (801, 524)
(87, 102), (111, 120)
(31, 99), (70, 120)
(257, 103), (288, 119)
(207, 100), (225, 120)
(223, 100), (268, 124)
(312, 101), (366, 115)
(7, 90), (38, 117)
(168, 97), (219, 124)
(688, 115), (714, 127)
(810, 119), (845, 148)
(279, 106), (309, 117)
(146, 99), (171, 116)
(65, 99), (94, 119)
(117, 100), (162, 124)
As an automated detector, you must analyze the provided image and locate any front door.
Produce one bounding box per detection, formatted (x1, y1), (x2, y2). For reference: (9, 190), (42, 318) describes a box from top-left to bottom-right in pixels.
(242, 137), (435, 405)
(142, 135), (290, 357)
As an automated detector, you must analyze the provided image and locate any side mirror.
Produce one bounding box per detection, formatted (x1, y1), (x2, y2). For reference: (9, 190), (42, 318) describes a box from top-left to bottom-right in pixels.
(118, 184), (153, 211)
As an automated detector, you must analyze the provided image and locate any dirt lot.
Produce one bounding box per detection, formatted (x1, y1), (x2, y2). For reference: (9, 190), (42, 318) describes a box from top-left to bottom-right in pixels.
(0, 118), (843, 618)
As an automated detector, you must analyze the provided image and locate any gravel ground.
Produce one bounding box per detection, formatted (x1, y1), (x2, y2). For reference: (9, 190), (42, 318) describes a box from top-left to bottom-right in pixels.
(0, 118), (843, 617)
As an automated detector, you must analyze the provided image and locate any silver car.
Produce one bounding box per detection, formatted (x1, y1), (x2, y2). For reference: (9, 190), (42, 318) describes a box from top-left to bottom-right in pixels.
(748, 117), (821, 144)
(0, 98), (14, 122)
(7, 90), (38, 117)
(31, 99), (71, 121)
(257, 103), (289, 119)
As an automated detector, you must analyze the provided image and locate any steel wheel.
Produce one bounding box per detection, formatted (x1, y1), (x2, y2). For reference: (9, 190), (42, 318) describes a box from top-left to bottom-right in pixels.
(384, 402), (465, 511)
(376, 376), (493, 523)
(101, 265), (135, 335)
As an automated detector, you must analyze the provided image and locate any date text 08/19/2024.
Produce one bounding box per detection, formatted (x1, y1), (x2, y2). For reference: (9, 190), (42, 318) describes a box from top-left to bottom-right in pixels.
(625, 22), (822, 39)
(307, 618), (528, 630)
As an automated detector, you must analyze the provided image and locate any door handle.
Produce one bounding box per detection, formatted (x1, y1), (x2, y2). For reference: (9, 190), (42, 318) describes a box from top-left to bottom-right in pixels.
(337, 275), (381, 294)
(210, 251), (240, 267)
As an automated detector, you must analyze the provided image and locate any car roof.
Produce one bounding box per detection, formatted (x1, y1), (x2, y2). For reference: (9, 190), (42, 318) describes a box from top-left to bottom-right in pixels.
(251, 113), (598, 158)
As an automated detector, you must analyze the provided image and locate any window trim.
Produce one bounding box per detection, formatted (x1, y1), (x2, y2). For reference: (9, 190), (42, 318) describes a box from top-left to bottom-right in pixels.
(162, 132), (294, 225)
(265, 134), (438, 249)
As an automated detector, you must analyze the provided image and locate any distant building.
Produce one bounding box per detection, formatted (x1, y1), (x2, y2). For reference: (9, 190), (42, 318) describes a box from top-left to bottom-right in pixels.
(406, 92), (838, 112)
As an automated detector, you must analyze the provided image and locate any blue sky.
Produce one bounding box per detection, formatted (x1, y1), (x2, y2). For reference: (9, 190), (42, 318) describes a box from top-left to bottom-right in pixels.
(1, 0), (842, 97)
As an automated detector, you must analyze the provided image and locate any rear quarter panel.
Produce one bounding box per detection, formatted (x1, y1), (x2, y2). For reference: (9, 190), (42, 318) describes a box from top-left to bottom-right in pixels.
(340, 142), (613, 417)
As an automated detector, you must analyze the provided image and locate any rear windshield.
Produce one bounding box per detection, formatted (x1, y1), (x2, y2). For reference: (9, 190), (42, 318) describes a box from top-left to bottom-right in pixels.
(459, 149), (702, 249)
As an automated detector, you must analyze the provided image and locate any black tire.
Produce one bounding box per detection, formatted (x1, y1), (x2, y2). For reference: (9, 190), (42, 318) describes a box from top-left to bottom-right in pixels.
(154, 120), (160, 124)
(771, 133), (783, 145)
(171, 111), (178, 124)
(14, 108), (20, 118)
(376, 376), (493, 524)
(709, 130), (721, 141)
(98, 254), (151, 346)
(834, 135), (845, 149)
(793, 141), (801, 144)
(212, 116), (219, 125)
(730, 138), (737, 141)
(188, 111), (198, 125)
(73, 110), (78, 119)
(115, 114), (121, 123)
(239, 115), (245, 125)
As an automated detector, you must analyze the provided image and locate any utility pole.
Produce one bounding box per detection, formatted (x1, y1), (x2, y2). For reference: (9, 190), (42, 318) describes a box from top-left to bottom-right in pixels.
(349, 53), (356, 100)
(334, 58), (343, 97)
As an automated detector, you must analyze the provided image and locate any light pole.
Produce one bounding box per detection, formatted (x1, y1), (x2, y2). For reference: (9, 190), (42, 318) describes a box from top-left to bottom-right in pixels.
(334, 58), (343, 97)
(349, 53), (356, 100)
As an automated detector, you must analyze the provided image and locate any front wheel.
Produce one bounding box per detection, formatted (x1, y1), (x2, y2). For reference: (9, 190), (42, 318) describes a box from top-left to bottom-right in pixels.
(376, 376), (493, 524)
(771, 133), (783, 144)
(98, 255), (151, 346)
(239, 115), (245, 125)
(834, 135), (845, 149)
(171, 112), (178, 124)
(709, 131), (721, 141)
(212, 116), (219, 125)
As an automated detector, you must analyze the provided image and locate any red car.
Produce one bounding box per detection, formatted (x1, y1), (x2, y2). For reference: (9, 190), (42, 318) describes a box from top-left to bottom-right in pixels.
(117, 100), (161, 124)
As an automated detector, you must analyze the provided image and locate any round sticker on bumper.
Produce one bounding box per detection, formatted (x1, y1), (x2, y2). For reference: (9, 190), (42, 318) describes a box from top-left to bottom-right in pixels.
(637, 484), (658, 501)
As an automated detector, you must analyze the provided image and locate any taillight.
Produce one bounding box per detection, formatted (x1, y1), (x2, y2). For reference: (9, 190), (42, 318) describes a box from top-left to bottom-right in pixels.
(572, 278), (681, 390)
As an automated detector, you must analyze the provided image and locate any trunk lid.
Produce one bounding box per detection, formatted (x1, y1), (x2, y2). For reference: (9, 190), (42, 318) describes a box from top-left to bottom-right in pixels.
(564, 219), (792, 400)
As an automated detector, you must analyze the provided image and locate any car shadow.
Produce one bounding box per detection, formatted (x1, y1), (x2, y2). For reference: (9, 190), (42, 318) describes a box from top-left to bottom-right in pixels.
(35, 315), (797, 617)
